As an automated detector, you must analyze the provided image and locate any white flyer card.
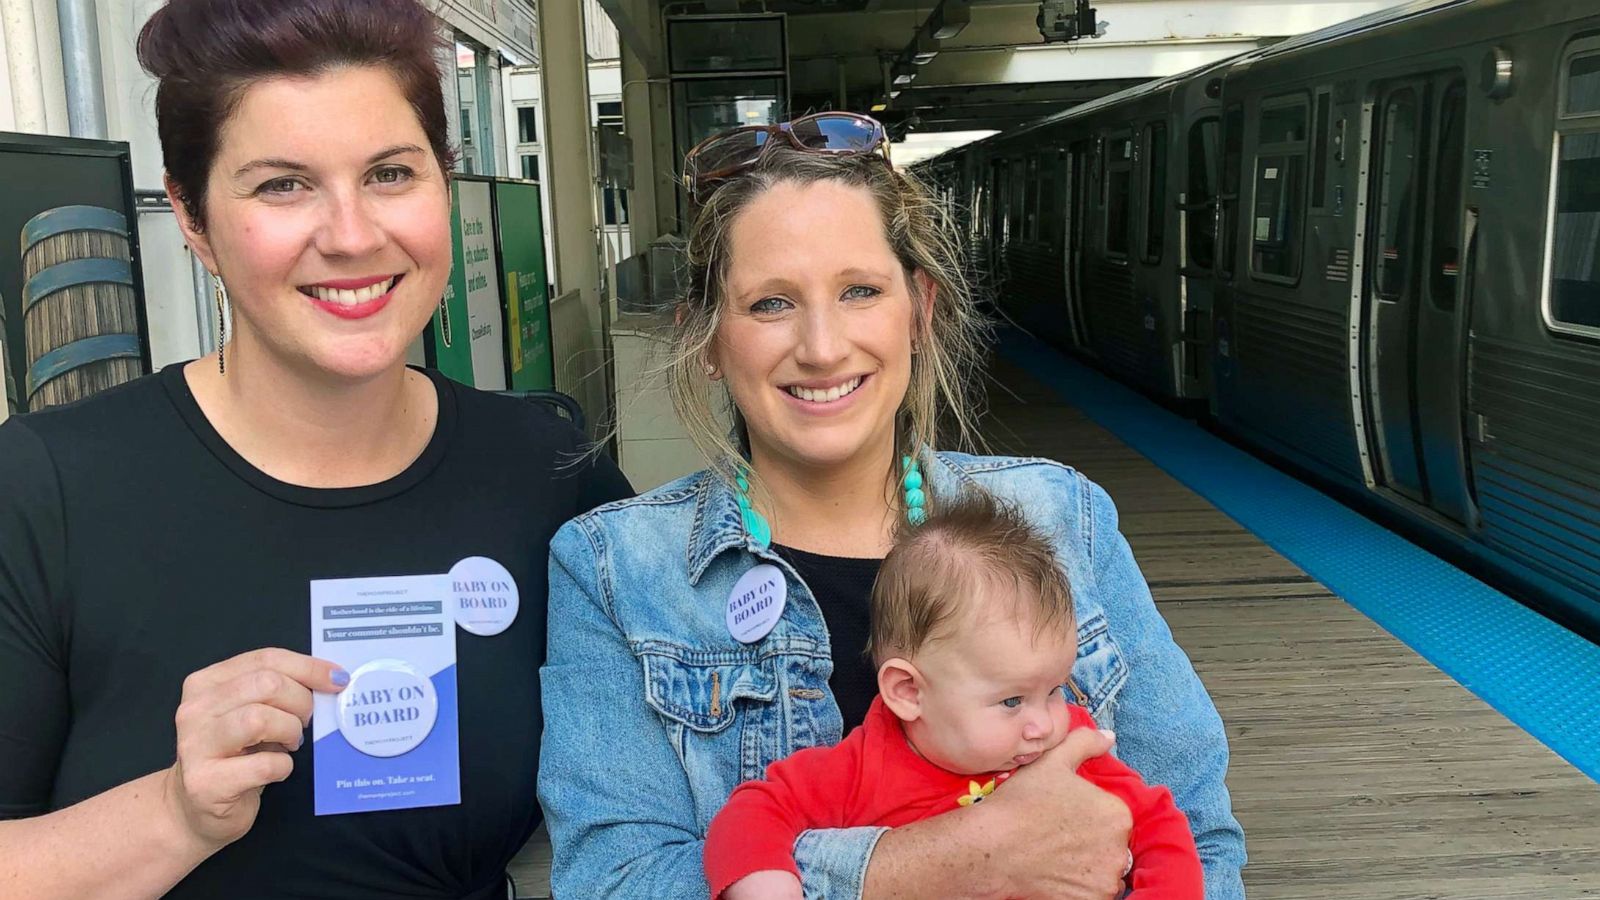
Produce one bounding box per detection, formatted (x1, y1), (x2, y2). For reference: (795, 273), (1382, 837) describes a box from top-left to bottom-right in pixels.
(310, 574), (460, 815)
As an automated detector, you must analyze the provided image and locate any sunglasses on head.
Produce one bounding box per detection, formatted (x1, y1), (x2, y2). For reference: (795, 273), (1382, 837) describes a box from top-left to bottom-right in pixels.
(682, 112), (891, 206)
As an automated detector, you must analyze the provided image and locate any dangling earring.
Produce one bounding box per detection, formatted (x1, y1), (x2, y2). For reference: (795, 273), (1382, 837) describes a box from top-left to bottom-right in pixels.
(213, 275), (229, 375)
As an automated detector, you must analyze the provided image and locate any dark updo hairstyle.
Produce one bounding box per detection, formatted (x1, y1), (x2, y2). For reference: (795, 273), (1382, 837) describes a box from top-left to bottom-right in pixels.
(137, 0), (458, 231)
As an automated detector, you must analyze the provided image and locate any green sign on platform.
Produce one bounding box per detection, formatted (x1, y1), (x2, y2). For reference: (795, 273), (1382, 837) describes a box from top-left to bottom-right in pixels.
(428, 177), (553, 391)
(493, 180), (554, 390)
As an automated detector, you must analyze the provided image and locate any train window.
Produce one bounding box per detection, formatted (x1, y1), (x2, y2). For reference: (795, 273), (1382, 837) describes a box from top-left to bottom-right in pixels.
(1548, 132), (1600, 331)
(1429, 81), (1468, 311)
(1548, 48), (1600, 334)
(1567, 54), (1600, 116)
(1039, 154), (1061, 245)
(1106, 135), (1133, 257)
(1375, 87), (1421, 299)
(1251, 95), (1309, 282)
(1220, 105), (1243, 278)
(1011, 158), (1028, 240)
(1025, 155), (1041, 241)
(1143, 122), (1168, 263)
(1186, 118), (1220, 271)
(994, 165), (1011, 243)
(1311, 92), (1332, 209)
(1260, 103), (1307, 144)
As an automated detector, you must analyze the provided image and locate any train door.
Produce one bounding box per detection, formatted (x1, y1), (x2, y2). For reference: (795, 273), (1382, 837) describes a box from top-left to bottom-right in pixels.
(1362, 72), (1473, 523)
(1179, 113), (1222, 401)
(1064, 140), (1092, 349)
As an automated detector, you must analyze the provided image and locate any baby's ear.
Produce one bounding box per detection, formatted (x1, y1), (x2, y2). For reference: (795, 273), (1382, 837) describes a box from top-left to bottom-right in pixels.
(877, 658), (923, 721)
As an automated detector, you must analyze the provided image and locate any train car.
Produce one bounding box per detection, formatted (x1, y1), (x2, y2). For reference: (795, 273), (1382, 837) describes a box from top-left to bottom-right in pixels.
(919, 0), (1600, 637)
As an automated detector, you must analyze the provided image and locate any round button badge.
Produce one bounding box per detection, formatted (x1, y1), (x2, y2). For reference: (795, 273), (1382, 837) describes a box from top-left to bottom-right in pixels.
(336, 659), (438, 758)
(726, 564), (787, 644)
(450, 556), (519, 636)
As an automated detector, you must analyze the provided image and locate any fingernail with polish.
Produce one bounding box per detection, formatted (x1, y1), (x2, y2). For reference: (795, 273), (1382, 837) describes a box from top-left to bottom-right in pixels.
(331, 668), (350, 687)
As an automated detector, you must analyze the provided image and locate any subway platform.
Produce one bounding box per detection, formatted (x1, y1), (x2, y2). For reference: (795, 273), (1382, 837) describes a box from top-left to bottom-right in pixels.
(511, 330), (1600, 899)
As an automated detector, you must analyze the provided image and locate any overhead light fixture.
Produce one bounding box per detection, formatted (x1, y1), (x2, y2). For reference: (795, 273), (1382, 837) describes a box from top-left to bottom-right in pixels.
(931, 0), (971, 40)
(911, 32), (940, 65)
(871, 102), (888, 112)
(892, 61), (917, 85)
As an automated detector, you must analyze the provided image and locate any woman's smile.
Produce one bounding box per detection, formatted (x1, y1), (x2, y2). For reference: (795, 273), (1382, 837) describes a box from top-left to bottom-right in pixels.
(298, 273), (405, 320)
(780, 373), (872, 414)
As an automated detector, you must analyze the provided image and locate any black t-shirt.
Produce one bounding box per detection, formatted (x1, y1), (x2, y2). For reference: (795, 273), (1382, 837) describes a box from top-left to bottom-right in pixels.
(0, 364), (631, 899)
(773, 545), (882, 730)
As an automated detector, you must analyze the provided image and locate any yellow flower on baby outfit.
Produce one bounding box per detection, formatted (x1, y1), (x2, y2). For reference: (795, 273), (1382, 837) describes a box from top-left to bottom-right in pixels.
(957, 779), (997, 806)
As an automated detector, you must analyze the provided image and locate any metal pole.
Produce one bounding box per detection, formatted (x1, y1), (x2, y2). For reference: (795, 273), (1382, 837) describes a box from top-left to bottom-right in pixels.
(1, 0), (48, 131)
(55, 0), (106, 138)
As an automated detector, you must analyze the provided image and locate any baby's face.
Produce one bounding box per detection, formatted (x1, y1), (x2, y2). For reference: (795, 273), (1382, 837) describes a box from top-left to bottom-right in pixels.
(904, 611), (1078, 776)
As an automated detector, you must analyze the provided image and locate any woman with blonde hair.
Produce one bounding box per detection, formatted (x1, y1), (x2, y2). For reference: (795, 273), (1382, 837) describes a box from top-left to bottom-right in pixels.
(539, 114), (1245, 899)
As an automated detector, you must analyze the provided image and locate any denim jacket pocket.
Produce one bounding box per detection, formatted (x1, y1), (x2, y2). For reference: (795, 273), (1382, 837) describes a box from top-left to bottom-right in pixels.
(641, 648), (778, 732)
(639, 645), (780, 806)
(1072, 610), (1130, 729)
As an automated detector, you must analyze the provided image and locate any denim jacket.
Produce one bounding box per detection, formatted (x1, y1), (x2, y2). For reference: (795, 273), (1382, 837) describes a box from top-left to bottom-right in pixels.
(539, 452), (1246, 899)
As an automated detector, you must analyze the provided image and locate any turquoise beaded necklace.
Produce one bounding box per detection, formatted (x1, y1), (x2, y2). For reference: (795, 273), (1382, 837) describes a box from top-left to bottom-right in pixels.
(735, 454), (927, 550)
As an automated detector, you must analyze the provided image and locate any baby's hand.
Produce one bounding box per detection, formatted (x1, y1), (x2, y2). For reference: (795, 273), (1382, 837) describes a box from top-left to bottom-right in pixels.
(722, 869), (804, 900)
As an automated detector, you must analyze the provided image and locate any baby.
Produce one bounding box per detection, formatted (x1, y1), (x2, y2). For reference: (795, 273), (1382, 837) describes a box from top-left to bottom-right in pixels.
(703, 490), (1203, 899)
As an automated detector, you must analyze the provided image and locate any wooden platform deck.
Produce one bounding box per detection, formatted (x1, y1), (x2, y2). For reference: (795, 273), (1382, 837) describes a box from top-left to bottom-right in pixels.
(510, 357), (1600, 899)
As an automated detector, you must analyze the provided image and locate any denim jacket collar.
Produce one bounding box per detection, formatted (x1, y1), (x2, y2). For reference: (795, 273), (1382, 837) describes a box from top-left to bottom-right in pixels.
(684, 451), (981, 585)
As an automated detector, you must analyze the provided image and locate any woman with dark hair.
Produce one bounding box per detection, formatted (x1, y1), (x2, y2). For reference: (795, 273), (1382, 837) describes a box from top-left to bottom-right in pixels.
(0, 1), (628, 897)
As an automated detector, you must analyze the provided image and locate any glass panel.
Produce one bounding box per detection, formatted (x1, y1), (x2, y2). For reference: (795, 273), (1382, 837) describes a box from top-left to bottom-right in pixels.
(1312, 93), (1332, 208)
(994, 166), (1010, 242)
(1025, 156), (1040, 240)
(455, 41), (496, 175)
(1107, 168), (1131, 256)
(518, 107), (537, 144)
(1261, 102), (1308, 145)
(1550, 130), (1600, 329)
(668, 18), (784, 73)
(1251, 155), (1304, 279)
(597, 101), (623, 119)
(1039, 156), (1060, 244)
(521, 154), (540, 181)
(1221, 105), (1243, 277)
(1375, 88), (1420, 298)
(674, 77), (785, 156)
(1187, 118), (1219, 270)
(1011, 159), (1027, 240)
(604, 186), (630, 226)
(1222, 107), (1244, 195)
(1568, 55), (1600, 117)
(1144, 123), (1167, 262)
(1430, 82), (1467, 310)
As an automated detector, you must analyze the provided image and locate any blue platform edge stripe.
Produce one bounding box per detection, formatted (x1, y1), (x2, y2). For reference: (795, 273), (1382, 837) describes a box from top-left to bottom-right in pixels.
(999, 328), (1600, 783)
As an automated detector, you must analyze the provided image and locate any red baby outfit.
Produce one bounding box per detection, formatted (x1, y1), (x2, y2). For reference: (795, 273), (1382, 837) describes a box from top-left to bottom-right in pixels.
(704, 696), (1203, 899)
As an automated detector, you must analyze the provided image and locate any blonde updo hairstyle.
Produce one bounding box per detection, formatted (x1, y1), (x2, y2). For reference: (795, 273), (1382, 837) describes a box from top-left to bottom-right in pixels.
(667, 144), (989, 497)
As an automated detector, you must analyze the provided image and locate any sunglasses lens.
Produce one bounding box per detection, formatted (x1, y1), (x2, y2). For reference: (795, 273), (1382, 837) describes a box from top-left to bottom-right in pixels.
(688, 130), (765, 183)
(790, 115), (881, 152)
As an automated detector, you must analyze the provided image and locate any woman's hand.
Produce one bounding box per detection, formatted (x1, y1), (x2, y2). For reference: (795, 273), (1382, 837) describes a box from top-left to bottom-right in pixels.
(975, 727), (1132, 900)
(162, 648), (348, 849)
